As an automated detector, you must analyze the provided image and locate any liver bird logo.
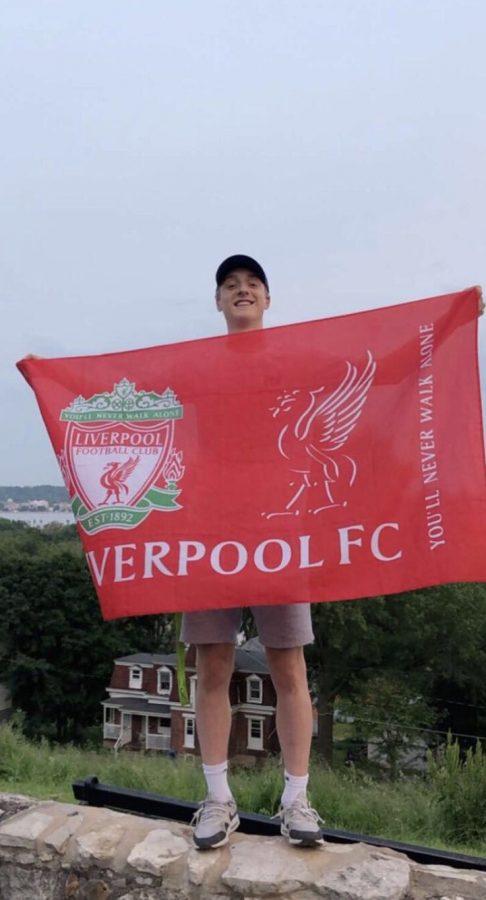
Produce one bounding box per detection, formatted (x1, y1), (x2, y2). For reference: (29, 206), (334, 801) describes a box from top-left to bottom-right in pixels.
(100, 456), (140, 504)
(263, 351), (376, 518)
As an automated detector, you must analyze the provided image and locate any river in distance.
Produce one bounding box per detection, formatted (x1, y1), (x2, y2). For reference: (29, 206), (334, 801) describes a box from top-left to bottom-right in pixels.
(0, 511), (75, 528)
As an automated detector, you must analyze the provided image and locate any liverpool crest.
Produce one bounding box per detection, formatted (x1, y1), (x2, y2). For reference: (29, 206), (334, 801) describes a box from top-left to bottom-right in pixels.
(59, 378), (185, 534)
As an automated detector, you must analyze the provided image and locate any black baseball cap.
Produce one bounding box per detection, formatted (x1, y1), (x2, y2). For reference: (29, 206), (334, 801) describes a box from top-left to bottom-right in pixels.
(215, 255), (269, 291)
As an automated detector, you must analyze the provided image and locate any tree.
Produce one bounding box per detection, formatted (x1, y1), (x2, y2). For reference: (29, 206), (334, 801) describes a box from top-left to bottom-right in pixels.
(343, 674), (435, 779)
(306, 582), (486, 766)
(0, 522), (174, 742)
(372, 583), (486, 746)
(306, 596), (390, 765)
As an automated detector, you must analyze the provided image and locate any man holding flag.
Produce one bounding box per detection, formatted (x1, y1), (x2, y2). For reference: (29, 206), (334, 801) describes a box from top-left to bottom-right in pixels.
(183, 255), (323, 850)
(21, 263), (484, 853)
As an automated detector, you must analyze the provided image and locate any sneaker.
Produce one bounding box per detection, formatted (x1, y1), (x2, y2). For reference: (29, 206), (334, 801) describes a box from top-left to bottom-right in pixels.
(276, 793), (324, 847)
(191, 797), (240, 850)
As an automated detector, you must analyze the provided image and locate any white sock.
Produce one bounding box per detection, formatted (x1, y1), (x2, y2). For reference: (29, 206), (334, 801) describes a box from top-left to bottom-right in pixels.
(202, 761), (233, 803)
(281, 771), (309, 808)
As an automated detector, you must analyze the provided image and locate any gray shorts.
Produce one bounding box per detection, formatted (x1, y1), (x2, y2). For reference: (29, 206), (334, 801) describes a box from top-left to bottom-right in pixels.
(180, 603), (314, 649)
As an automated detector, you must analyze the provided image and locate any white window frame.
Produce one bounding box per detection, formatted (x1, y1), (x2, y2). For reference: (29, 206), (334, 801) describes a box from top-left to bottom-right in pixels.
(157, 666), (173, 697)
(246, 674), (263, 704)
(105, 706), (116, 723)
(247, 716), (264, 750)
(129, 666), (143, 689)
(183, 715), (195, 749)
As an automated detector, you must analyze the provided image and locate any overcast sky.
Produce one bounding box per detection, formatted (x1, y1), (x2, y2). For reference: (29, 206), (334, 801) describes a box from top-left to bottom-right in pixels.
(2, 0), (485, 485)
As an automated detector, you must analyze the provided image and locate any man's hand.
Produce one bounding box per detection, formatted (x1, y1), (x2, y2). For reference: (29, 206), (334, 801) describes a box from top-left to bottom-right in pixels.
(23, 354), (42, 360)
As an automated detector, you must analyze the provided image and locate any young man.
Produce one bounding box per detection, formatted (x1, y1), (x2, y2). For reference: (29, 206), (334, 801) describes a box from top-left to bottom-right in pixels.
(181, 254), (323, 850)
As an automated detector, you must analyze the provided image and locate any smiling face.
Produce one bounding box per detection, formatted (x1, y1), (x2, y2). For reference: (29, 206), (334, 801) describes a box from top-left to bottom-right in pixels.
(216, 267), (271, 333)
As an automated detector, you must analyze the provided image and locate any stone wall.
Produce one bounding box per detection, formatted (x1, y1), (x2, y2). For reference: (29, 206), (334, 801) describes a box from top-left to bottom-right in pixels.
(0, 793), (485, 899)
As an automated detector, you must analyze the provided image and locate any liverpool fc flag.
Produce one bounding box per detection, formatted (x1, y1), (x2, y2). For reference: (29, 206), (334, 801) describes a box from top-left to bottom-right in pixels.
(18, 288), (486, 619)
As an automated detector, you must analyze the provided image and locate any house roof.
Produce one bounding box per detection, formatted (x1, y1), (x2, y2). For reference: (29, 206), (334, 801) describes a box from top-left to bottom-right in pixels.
(114, 653), (179, 667)
(103, 697), (171, 716)
(234, 638), (269, 674)
(114, 637), (269, 675)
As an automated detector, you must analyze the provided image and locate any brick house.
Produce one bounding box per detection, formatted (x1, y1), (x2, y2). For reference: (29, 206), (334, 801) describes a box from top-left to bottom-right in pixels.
(102, 638), (280, 763)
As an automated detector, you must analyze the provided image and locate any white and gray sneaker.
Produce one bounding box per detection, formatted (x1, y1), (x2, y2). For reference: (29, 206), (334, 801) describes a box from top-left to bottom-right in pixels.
(277, 793), (324, 847)
(191, 797), (240, 850)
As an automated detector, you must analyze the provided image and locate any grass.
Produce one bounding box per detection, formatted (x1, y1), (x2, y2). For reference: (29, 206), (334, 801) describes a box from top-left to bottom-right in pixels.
(0, 723), (485, 859)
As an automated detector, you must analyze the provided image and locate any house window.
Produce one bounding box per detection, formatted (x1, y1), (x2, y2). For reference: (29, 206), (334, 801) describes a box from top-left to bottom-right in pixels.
(129, 666), (143, 689)
(157, 666), (172, 696)
(246, 675), (263, 704)
(105, 706), (116, 723)
(157, 716), (171, 733)
(247, 717), (264, 750)
(184, 716), (195, 749)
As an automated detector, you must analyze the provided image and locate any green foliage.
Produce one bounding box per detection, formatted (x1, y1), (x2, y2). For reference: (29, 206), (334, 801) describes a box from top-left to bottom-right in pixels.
(0, 721), (206, 801)
(309, 762), (434, 845)
(1, 723), (485, 856)
(307, 596), (390, 762)
(343, 675), (435, 780)
(231, 759), (283, 815)
(379, 584), (486, 691)
(2, 512), (486, 789)
(429, 735), (486, 843)
(307, 583), (486, 765)
(0, 519), (174, 742)
(0, 517), (30, 532)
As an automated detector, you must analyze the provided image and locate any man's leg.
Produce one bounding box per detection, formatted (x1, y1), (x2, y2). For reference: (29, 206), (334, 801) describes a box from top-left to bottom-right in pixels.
(254, 604), (323, 846)
(180, 610), (240, 849)
(265, 644), (323, 845)
(265, 646), (313, 775)
(195, 643), (235, 767)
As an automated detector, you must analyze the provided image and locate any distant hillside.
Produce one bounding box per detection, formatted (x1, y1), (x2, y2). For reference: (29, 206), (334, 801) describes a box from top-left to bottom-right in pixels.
(0, 485), (69, 503)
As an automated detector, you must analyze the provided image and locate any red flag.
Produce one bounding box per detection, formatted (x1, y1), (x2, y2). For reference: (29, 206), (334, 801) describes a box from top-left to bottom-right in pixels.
(17, 288), (486, 620)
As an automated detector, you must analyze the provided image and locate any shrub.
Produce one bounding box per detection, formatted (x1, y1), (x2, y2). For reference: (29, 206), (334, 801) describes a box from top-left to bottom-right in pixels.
(429, 735), (486, 843)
